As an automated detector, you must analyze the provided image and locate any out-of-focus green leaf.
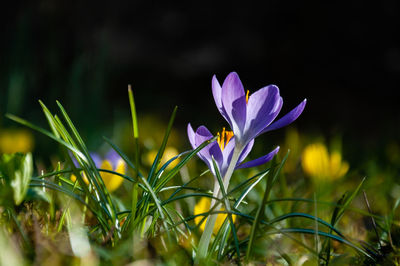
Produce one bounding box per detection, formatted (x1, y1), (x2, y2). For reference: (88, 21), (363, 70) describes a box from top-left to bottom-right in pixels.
(0, 152), (33, 205)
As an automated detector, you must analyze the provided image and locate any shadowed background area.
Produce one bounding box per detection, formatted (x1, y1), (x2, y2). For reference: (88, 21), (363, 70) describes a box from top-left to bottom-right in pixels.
(1, 1), (399, 156)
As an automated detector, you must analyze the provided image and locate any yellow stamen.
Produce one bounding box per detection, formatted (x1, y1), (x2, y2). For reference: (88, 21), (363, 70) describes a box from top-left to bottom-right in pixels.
(246, 90), (250, 104)
(217, 127), (234, 151)
(225, 131), (234, 144)
(220, 128), (225, 150)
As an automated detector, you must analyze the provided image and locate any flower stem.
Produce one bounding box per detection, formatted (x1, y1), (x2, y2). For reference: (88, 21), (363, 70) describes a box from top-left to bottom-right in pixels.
(195, 179), (220, 263)
(222, 145), (242, 194)
(195, 145), (242, 263)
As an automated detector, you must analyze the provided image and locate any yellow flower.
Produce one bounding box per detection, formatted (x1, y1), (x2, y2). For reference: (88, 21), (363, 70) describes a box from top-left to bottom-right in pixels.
(301, 143), (349, 180)
(0, 129), (34, 154)
(144, 146), (179, 169)
(179, 233), (196, 250)
(194, 197), (236, 235)
(70, 150), (126, 192)
(99, 158), (125, 192)
(70, 172), (90, 185)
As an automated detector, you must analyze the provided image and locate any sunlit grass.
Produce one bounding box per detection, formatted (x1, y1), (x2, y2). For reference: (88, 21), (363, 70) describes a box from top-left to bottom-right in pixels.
(0, 91), (399, 265)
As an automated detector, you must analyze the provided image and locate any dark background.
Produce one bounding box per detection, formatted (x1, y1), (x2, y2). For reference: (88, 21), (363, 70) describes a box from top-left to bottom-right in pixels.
(1, 1), (399, 153)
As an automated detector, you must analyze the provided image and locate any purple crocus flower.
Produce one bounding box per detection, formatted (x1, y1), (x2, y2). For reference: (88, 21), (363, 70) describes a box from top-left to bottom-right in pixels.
(187, 123), (279, 177)
(194, 72), (306, 259)
(70, 150), (121, 170)
(70, 151), (101, 169)
(212, 72), (306, 149)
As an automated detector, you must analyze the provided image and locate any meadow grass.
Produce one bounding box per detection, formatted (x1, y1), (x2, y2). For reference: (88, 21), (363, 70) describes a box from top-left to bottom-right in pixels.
(0, 90), (399, 265)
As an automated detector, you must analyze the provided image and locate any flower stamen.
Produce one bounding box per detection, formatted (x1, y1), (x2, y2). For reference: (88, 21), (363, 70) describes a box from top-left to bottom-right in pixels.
(217, 127), (234, 151)
(246, 90), (250, 104)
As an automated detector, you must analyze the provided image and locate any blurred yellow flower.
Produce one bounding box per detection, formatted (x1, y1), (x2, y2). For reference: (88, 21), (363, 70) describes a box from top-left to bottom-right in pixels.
(194, 197), (236, 235)
(301, 143), (349, 180)
(70, 150), (126, 192)
(144, 146), (179, 169)
(0, 129), (34, 154)
(70, 172), (90, 185)
(179, 233), (196, 250)
(100, 158), (125, 192)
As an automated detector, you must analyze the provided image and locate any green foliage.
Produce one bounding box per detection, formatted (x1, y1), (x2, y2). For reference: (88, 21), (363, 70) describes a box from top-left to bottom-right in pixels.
(1, 93), (399, 265)
(0, 152), (32, 205)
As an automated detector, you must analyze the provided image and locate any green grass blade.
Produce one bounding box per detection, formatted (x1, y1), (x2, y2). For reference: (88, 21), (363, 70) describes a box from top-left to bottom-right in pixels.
(56, 101), (112, 205)
(43, 101), (118, 237)
(164, 206), (191, 233)
(224, 211), (373, 262)
(324, 177), (366, 263)
(228, 167), (270, 196)
(268, 212), (344, 237)
(334, 177), (366, 225)
(148, 106), (178, 185)
(29, 181), (110, 232)
(139, 176), (171, 241)
(159, 185), (205, 193)
(245, 151), (289, 260)
(128, 87), (141, 235)
(128, 183), (139, 232)
(163, 193), (215, 206)
(233, 170), (269, 209)
(246, 157), (276, 260)
(214, 168), (272, 260)
(166, 170), (208, 200)
(103, 136), (144, 178)
(220, 211), (323, 260)
(213, 218), (230, 260)
(7, 208), (31, 250)
(160, 204), (182, 239)
(212, 157), (241, 264)
(154, 136), (217, 193)
(135, 193), (220, 231)
(265, 197), (381, 219)
(5, 113), (85, 161)
(38, 100), (61, 138)
(323, 192), (348, 264)
(7, 105), (114, 229)
(154, 151), (190, 181)
(128, 85), (139, 139)
(273, 228), (374, 261)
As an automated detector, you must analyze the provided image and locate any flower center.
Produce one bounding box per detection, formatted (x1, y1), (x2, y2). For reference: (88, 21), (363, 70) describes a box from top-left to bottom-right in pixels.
(246, 90), (250, 104)
(217, 127), (234, 151)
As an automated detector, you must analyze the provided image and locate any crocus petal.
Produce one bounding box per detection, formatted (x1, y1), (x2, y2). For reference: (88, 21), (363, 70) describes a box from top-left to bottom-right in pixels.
(69, 151), (80, 167)
(90, 153), (102, 168)
(194, 126), (215, 159)
(194, 126), (214, 147)
(244, 85), (282, 144)
(105, 149), (122, 168)
(220, 136), (236, 177)
(222, 136), (236, 160)
(261, 99), (307, 134)
(194, 125), (223, 174)
(187, 123), (196, 149)
(188, 124), (214, 170)
(237, 146), (280, 169)
(237, 139), (254, 165)
(212, 75), (230, 123)
(221, 72), (247, 136)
